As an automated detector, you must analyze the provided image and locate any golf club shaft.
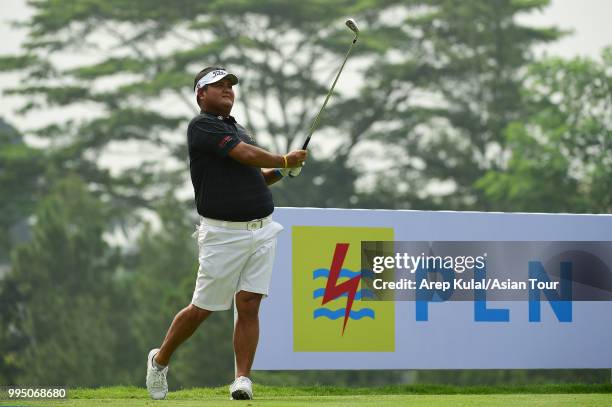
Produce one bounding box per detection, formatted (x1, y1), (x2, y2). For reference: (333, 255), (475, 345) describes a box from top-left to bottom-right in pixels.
(301, 37), (357, 150)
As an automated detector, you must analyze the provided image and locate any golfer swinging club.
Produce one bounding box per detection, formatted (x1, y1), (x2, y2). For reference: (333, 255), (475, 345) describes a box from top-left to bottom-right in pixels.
(146, 66), (307, 400)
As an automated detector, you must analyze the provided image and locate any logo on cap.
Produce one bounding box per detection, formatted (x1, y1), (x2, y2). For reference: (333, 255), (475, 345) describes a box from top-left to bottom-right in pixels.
(195, 69), (238, 93)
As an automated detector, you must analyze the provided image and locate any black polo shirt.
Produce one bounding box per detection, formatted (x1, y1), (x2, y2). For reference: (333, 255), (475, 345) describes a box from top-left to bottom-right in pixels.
(187, 112), (274, 221)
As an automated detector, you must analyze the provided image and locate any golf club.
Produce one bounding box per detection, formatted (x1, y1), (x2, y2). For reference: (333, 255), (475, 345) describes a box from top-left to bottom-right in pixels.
(289, 18), (359, 177)
(301, 18), (359, 150)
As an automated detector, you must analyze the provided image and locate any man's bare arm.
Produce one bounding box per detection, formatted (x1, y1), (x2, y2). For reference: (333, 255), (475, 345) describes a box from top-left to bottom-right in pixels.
(228, 142), (307, 168)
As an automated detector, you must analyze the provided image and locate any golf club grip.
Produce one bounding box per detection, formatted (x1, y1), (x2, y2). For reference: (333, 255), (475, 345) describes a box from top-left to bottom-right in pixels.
(301, 136), (311, 150)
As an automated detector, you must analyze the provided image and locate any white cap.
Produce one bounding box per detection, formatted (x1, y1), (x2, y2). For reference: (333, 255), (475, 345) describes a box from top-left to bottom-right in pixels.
(195, 69), (239, 93)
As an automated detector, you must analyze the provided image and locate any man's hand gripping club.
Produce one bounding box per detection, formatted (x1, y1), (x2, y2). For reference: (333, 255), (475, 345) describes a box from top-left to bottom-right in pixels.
(277, 150), (307, 178)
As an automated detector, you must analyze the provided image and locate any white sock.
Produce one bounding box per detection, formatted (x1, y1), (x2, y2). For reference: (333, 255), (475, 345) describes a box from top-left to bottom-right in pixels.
(152, 353), (167, 370)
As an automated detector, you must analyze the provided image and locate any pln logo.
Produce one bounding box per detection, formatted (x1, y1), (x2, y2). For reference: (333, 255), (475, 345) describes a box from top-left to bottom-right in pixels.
(292, 226), (395, 352)
(314, 243), (376, 334)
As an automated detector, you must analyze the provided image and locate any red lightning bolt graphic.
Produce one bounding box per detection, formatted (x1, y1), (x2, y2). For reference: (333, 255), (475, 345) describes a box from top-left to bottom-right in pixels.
(322, 243), (360, 335)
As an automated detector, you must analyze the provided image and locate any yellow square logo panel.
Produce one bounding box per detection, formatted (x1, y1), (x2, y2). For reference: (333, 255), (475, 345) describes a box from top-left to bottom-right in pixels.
(293, 226), (395, 352)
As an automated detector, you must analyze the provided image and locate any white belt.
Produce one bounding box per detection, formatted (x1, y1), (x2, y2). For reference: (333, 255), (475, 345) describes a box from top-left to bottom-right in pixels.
(201, 215), (272, 231)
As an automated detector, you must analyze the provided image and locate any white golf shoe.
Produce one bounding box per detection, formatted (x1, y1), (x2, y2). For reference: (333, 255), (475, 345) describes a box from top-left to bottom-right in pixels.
(230, 376), (253, 400)
(146, 348), (168, 400)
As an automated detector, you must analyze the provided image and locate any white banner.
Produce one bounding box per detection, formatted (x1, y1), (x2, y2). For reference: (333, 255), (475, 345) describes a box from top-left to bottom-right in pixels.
(254, 207), (612, 369)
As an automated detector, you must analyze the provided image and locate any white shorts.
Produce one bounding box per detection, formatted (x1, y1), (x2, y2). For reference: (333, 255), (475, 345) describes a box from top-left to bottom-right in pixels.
(191, 216), (284, 311)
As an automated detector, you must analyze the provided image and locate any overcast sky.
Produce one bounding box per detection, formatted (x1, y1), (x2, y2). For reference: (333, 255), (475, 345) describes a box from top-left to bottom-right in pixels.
(1, 0), (610, 132)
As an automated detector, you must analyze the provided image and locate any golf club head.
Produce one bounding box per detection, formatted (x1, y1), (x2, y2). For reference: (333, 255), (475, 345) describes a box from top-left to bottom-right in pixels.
(345, 18), (359, 38)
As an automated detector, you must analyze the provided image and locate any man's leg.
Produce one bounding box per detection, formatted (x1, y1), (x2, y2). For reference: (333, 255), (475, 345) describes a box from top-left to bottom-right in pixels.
(233, 290), (263, 378)
(155, 303), (212, 365)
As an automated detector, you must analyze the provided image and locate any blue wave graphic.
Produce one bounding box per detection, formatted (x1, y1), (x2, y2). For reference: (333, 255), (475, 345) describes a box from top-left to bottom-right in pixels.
(313, 308), (375, 320)
(312, 288), (375, 300)
(313, 268), (376, 279)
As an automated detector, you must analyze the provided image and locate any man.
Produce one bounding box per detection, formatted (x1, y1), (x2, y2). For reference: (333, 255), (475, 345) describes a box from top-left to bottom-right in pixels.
(146, 66), (307, 400)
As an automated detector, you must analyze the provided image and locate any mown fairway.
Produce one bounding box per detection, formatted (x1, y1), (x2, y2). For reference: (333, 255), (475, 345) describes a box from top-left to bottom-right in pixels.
(2, 384), (611, 406)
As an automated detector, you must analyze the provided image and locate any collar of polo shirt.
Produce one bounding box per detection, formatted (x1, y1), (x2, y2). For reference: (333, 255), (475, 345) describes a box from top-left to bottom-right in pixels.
(195, 69), (239, 93)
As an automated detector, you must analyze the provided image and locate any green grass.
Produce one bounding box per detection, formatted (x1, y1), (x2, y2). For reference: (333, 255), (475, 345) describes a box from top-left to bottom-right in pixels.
(2, 384), (611, 406)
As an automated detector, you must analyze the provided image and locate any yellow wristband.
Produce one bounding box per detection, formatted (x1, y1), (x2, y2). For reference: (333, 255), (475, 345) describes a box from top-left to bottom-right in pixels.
(283, 155), (288, 168)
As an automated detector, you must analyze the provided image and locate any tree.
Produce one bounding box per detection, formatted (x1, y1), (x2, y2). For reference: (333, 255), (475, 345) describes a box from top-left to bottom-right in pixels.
(0, 118), (45, 262)
(0, 0), (410, 217)
(0, 119), (46, 383)
(477, 47), (612, 213)
(0, 1), (566, 214)
(2, 176), (123, 386)
(331, 0), (563, 210)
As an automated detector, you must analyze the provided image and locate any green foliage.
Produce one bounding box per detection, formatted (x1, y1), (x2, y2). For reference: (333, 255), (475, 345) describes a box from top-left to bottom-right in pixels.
(331, 0), (563, 210)
(1, 176), (123, 386)
(0, 119), (47, 383)
(477, 48), (612, 212)
(0, 0), (567, 214)
(0, 119), (45, 261)
(272, 158), (360, 208)
(0, 55), (39, 71)
(67, 57), (143, 79)
(0, 0), (397, 215)
(0, 266), (26, 384)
